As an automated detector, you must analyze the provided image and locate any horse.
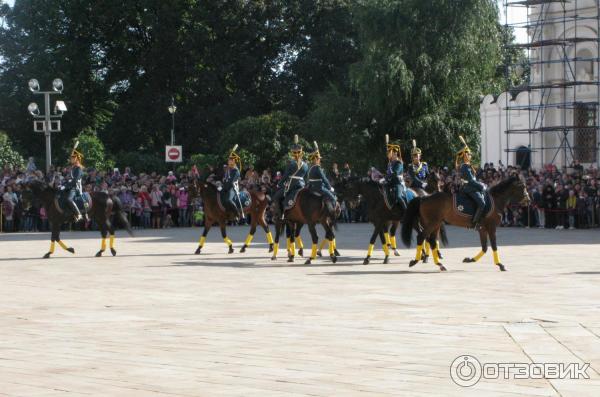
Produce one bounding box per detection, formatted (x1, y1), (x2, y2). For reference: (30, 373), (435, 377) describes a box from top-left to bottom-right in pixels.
(189, 176), (272, 254)
(335, 177), (410, 265)
(21, 180), (133, 258)
(401, 175), (530, 271)
(270, 189), (339, 264)
(387, 170), (444, 261)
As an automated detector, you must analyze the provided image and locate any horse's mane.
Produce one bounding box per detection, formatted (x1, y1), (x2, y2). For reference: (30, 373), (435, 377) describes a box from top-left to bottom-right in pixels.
(489, 176), (520, 195)
(28, 179), (54, 193)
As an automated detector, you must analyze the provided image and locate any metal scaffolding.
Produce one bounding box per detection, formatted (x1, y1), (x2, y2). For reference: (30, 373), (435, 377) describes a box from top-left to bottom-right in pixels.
(503, 0), (600, 169)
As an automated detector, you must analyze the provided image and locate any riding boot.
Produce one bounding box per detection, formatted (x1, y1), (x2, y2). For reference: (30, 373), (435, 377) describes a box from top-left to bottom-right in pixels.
(69, 200), (82, 222)
(472, 207), (484, 229)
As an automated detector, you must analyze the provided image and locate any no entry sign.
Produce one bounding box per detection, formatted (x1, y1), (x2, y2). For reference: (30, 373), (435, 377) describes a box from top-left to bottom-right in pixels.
(165, 145), (183, 163)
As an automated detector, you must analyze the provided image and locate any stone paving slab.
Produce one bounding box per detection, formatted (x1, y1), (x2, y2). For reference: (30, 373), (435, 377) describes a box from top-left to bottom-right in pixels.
(0, 224), (599, 396)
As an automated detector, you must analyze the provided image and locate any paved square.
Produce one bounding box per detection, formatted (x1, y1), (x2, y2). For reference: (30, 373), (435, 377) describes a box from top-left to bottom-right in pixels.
(1, 224), (599, 396)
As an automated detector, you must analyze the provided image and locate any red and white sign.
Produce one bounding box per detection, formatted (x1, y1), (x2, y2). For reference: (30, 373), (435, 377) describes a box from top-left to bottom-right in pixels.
(165, 145), (183, 163)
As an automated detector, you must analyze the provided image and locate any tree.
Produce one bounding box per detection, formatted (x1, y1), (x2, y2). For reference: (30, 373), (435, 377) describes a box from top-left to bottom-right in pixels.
(70, 132), (113, 171)
(0, 132), (25, 170)
(350, 0), (504, 165)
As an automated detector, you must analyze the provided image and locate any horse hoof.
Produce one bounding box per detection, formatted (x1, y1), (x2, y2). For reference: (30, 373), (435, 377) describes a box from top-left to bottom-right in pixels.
(95, 251), (102, 257)
(438, 252), (444, 260)
(268, 244), (274, 253)
(331, 255), (337, 264)
(110, 248), (117, 256)
(271, 256), (277, 261)
(317, 250), (323, 257)
(287, 256), (294, 263)
(422, 255), (429, 264)
(439, 264), (447, 272)
(463, 257), (474, 263)
(195, 247), (201, 255)
(409, 260), (418, 267)
(304, 259), (311, 265)
(334, 249), (341, 257)
(43, 253), (50, 259)
(240, 245), (247, 253)
(298, 248), (304, 257)
(498, 263), (506, 272)
(383, 256), (389, 265)
(67, 247), (75, 254)
(228, 246), (234, 254)
(393, 249), (400, 257)
(363, 257), (370, 265)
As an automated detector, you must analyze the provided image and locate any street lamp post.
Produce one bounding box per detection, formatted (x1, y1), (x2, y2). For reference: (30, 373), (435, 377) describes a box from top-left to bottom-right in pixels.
(168, 96), (177, 146)
(27, 78), (67, 173)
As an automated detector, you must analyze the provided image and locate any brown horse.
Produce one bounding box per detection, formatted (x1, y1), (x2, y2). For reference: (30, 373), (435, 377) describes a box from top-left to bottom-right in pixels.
(189, 178), (272, 254)
(271, 189), (339, 264)
(401, 176), (530, 271)
(21, 180), (133, 258)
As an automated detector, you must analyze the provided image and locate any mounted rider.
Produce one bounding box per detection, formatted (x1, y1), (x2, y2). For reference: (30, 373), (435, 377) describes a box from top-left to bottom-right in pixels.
(65, 141), (85, 222)
(221, 144), (243, 220)
(273, 135), (308, 217)
(407, 139), (430, 194)
(307, 141), (336, 213)
(383, 134), (407, 210)
(456, 135), (486, 228)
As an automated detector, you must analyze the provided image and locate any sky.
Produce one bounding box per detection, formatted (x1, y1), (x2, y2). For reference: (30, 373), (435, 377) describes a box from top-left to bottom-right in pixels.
(2, 0), (528, 42)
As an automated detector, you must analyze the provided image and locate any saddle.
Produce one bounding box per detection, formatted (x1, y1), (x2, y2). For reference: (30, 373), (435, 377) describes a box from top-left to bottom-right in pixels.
(453, 190), (494, 218)
(284, 187), (305, 210)
(217, 190), (251, 213)
(378, 184), (416, 210)
(55, 192), (89, 215)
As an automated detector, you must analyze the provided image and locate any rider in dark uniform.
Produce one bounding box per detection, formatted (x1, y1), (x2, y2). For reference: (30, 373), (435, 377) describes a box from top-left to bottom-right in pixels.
(456, 136), (486, 228)
(407, 139), (429, 194)
(307, 141), (336, 213)
(221, 145), (242, 220)
(383, 135), (407, 210)
(273, 135), (309, 218)
(65, 142), (85, 222)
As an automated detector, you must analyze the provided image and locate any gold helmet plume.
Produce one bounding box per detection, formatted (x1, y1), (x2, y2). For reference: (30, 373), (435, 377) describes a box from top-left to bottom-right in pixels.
(411, 139), (421, 156)
(308, 141), (321, 161)
(385, 134), (401, 154)
(70, 140), (84, 166)
(228, 144), (242, 173)
(455, 135), (472, 167)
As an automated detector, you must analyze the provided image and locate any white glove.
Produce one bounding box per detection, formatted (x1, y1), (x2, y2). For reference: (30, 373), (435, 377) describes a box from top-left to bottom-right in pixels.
(330, 187), (335, 192)
(379, 179), (385, 185)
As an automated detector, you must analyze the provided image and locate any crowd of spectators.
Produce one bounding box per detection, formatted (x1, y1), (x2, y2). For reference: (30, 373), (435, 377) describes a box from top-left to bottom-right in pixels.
(1, 157), (600, 233)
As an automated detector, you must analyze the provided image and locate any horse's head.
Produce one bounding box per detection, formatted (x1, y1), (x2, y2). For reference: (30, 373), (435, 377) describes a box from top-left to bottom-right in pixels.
(492, 175), (530, 206)
(514, 175), (531, 206)
(334, 176), (363, 206)
(21, 179), (49, 209)
(426, 170), (442, 192)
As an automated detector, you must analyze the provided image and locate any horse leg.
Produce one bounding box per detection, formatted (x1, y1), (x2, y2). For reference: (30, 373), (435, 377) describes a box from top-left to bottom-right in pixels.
(109, 220), (117, 256)
(463, 229), (488, 263)
(240, 218), (257, 253)
(364, 225), (380, 265)
(422, 241), (430, 263)
(195, 218), (212, 254)
(324, 223), (337, 263)
(317, 239), (327, 257)
(409, 232), (426, 267)
(427, 233), (446, 272)
(436, 228), (444, 259)
(96, 223), (108, 257)
(488, 226), (505, 271)
(271, 221), (283, 260)
(43, 226), (59, 258)
(295, 224), (304, 257)
(305, 223), (319, 265)
(55, 227), (75, 255)
(220, 222), (234, 254)
(287, 223), (296, 263)
(380, 228), (390, 264)
(389, 221), (400, 256)
(260, 216), (274, 252)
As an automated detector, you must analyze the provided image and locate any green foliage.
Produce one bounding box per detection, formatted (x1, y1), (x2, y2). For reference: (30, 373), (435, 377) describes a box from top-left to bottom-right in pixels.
(220, 111), (301, 171)
(0, 132), (25, 170)
(113, 151), (168, 175)
(187, 153), (221, 171)
(69, 132), (114, 171)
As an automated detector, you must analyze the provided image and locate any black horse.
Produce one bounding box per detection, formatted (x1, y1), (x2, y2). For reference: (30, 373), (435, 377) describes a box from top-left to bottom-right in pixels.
(21, 180), (133, 258)
(335, 177), (408, 265)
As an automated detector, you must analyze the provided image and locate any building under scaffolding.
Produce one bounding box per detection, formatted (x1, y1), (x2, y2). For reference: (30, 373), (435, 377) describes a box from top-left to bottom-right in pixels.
(480, 0), (600, 169)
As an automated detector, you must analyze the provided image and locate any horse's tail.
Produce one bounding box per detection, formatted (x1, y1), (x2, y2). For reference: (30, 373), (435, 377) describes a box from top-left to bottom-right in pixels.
(111, 196), (134, 237)
(401, 197), (421, 247)
(439, 224), (449, 247)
